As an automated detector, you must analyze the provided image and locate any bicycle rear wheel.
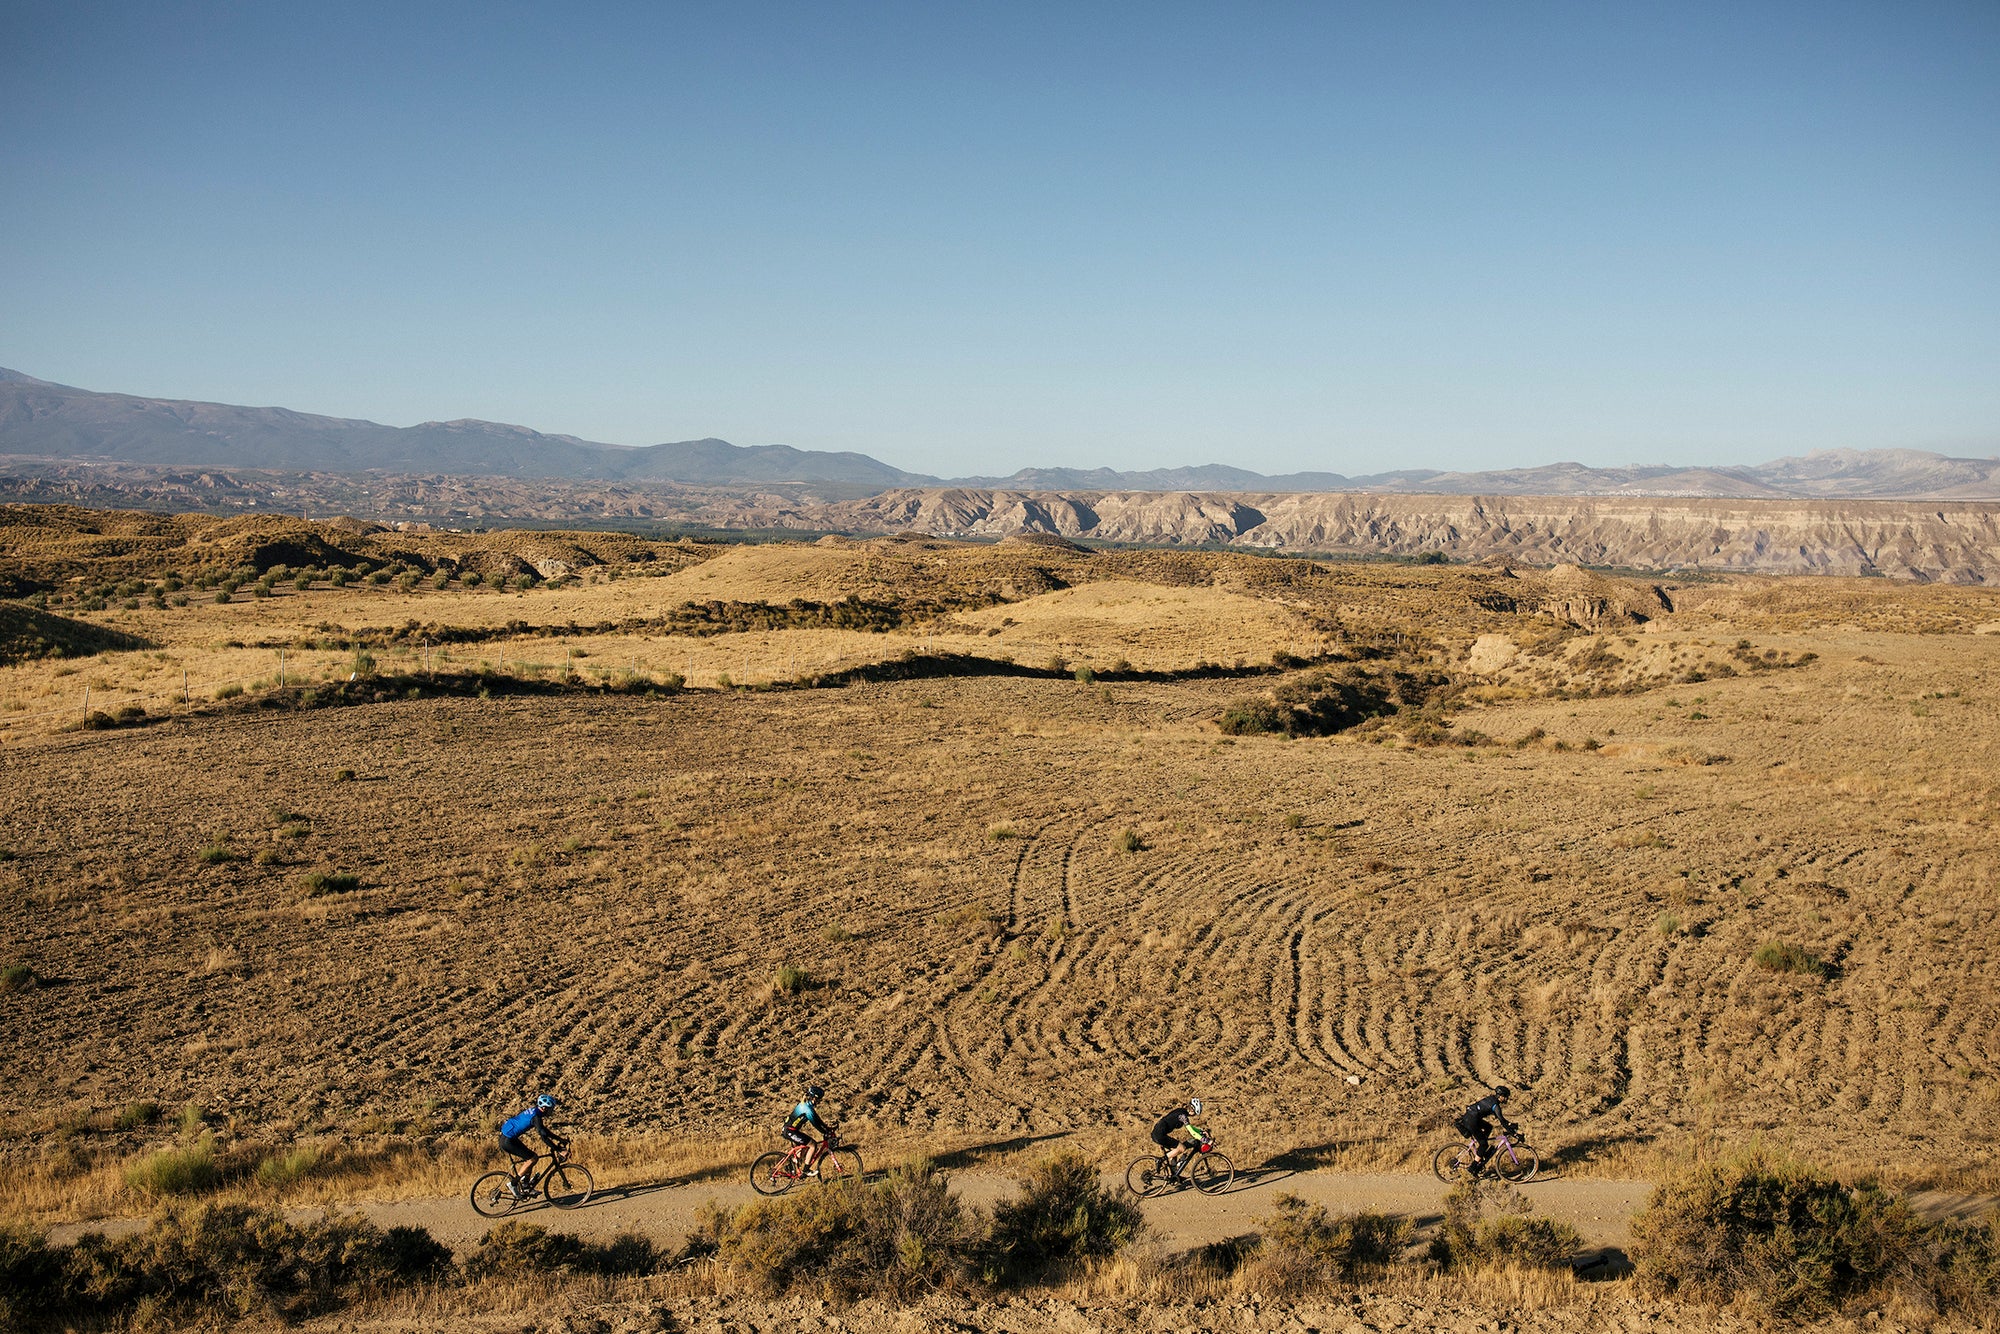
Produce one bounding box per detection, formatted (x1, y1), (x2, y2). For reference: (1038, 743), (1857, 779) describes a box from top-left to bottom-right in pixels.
(547, 1163), (595, 1208)
(750, 1150), (799, 1195)
(819, 1148), (863, 1185)
(1496, 1144), (1539, 1184)
(1432, 1142), (1473, 1183)
(469, 1171), (521, 1218)
(1190, 1152), (1235, 1195)
(1125, 1155), (1169, 1198)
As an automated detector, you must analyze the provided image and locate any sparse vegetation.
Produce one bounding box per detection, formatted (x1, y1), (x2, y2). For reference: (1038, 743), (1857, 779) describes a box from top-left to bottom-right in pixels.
(772, 964), (812, 996)
(299, 871), (361, 896)
(1752, 940), (1828, 978)
(1633, 1149), (2000, 1320)
(1238, 1193), (1411, 1294)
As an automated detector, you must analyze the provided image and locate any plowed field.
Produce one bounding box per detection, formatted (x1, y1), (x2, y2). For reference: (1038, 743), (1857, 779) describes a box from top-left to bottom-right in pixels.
(4, 526), (1998, 1199)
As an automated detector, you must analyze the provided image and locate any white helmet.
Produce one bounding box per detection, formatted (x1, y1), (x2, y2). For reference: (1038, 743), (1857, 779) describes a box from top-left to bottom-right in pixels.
(1189, 1098), (1204, 1115)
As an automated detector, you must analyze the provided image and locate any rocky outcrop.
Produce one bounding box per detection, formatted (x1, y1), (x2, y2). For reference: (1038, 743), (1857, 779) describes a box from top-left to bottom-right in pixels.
(822, 490), (2000, 584)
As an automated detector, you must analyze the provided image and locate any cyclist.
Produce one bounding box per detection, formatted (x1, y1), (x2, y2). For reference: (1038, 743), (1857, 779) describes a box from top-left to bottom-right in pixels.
(499, 1094), (567, 1197)
(783, 1085), (833, 1175)
(1150, 1098), (1206, 1178)
(1454, 1086), (1515, 1175)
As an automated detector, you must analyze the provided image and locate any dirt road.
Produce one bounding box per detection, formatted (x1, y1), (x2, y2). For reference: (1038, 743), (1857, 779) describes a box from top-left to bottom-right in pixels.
(51, 1168), (1651, 1253)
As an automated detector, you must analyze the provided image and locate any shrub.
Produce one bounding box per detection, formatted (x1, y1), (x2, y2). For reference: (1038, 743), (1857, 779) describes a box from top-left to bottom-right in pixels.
(196, 841), (235, 865)
(462, 571), (483, 588)
(772, 965), (812, 996)
(0, 963), (36, 990)
(820, 924), (858, 943)
(213, 589), (232, 604)
(979, 1150), (1144, 1286)
(114, 1101), (161, 1132)
(213, 683), (244, 701)
(54, 1203), (448, 1323)
(715, 1159), (977, 1300)
(987, 824), (1018, 841)
(1240, 1193), (1411, 1293)
(1218, 696), (1286, 735)
(1632, 1149), (1998, 1319)
(329, 569), (352, 587)
(1430, 1177), (1580, 1271)
(1752, 941), (1828, 979)
(332, 768), (356, 782)
(463, 1219), (656, 1279)
(1115, 828), (1145, 853)
(1074, 664), (1095, 685)
(254, 1145), (322, 1188)
(124, 1139), (220, 1197)
(299, 871), (360, 896)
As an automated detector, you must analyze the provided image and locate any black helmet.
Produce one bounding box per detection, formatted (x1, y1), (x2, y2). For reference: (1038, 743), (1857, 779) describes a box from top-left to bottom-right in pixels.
(1494, 1085), (1512, 1099)
(805, 1084), (825, 1100)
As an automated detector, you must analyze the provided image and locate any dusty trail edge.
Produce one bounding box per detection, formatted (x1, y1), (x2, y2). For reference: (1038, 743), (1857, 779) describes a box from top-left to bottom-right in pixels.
(42, 1168), (1992, 1258)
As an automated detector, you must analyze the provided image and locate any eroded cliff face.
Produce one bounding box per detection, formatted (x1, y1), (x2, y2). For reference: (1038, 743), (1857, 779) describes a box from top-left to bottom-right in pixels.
(820, 490), (2000, 583)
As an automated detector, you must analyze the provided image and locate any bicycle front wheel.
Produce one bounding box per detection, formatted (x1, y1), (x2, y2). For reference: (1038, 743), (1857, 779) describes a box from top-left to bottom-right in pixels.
(819, 1148), (863, 1185)
(1432, 1142), (1472, 1184)
(750, 1151), (799, 1196)
(1496, 1144), (1539, 1184)
(547, 1163), (595, 1208)
(469, 1171), (520, 1218)
(1190, 1152), (1235, 1195)
(1125, 1155), (1169, 1198)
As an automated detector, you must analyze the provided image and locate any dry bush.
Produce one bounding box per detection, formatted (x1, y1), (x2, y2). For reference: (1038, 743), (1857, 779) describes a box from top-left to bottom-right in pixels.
(1631, 1148), (2000, 1321)
(6, 1202), (451, 1326)
(710, 1158), (979, 1300)
(1430, 1177), (1580, 1271)
(462, 1220), (657, 1279)
(1235, 1192), (1411, 1295)
(123, 1138), (220, 1197)
(978, 1150), (1145, 1286)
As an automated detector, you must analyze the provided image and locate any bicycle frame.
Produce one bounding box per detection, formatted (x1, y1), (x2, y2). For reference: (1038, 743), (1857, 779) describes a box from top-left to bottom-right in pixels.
(1463, 1128), (1522, 1169)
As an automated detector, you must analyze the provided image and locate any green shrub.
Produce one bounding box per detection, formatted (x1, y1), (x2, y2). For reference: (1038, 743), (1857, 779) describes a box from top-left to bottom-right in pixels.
(0, 963), (36, 991)
(1073, 664), (1095, 685)
(819, 924), (859, 943)
(214, 682), (244, 700)
(1631, 1149), (1997, 1319)
(1218, 696), (1286, 735)
(1114, 828), (1145, 853)
(113, 1101), (161, 1132)
(979, 1150), (1144, 1286)
(464, 1220), (655, 1278)
(329, 569), (352, 587)
(1241, 1193), (1411, 1293)
(1752, 941), (1828, 978)
(254, 1144), (322, 1188)
(772, 965), (812, 995)
(333, 768), (356, 782)
(714, 1159), (977, 1300)
(1430, 1177), (1580, 1271)
(196, 841), (235, 865)
(299, 871), (360, 896)
(124, 1139), (220, 1197)
(462, 571), (483, 588)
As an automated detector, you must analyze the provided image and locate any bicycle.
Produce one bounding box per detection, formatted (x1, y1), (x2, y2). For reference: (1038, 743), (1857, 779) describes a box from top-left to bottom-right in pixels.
(1432, 1125), (1538, 1184)
(1125, 1127), (1235, 1198)
(469, 1144), (596, 1217)
(749, 1127), (865, 1195)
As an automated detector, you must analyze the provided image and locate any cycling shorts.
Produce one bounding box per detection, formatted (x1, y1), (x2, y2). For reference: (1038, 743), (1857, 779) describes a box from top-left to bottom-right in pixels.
(782, 1128), (811, 1146)
(499, 1133), (535, 1162)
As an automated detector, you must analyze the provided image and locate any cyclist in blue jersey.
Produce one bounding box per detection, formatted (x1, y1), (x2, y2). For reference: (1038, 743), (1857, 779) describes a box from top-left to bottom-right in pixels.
(499, 1094), (568, 1196)
(782, 1085), (833, 1175)
(1151, 1098), (1206, 1177)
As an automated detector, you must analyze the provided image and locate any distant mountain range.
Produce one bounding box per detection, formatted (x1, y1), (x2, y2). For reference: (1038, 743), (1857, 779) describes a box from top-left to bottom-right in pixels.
(3, 366), (1997, 499)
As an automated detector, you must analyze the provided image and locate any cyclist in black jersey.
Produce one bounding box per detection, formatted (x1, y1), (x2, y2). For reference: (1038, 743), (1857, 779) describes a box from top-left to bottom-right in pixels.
(1453, 1086), (1515, 1174)
(1150, 1098), (1206, 1176)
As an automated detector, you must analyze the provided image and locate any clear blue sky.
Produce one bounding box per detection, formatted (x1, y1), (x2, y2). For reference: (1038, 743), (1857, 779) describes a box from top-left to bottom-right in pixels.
(3, 2), (1996, 476)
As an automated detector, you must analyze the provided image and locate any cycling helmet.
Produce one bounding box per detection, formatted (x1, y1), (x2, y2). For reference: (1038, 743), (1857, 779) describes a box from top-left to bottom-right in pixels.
(1188, 1098), (1204, 1115)
(536, 1094), (558, 1112)
(1494, 1086), (1512, 1100)
(805, 1085), (825, 1101)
